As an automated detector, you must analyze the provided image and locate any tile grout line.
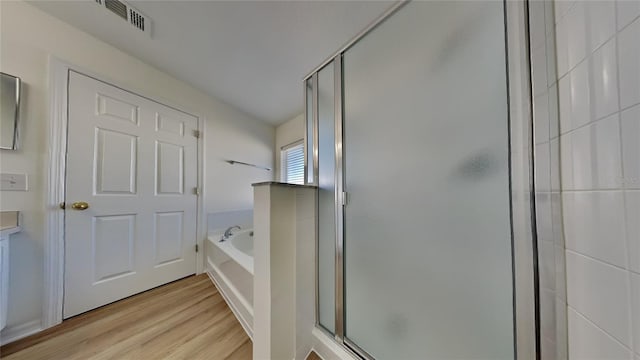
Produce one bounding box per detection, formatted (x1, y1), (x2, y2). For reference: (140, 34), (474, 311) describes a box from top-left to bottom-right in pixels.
(566, 249), (632, 277)
(557, 97), (624, 138)
(554, 0), (578, 26)
(613, 1), (637, 356)
(555, 7), (639, 84)
(568, 304), (634, 354)
(562, 188), (639, 193)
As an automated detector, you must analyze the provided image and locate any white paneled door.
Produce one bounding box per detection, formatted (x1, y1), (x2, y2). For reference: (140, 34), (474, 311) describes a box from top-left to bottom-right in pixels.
(64, 71), (198, 318)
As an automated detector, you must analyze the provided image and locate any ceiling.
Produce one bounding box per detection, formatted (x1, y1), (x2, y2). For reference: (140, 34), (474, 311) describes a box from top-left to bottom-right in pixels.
(30, 0), (393, 125)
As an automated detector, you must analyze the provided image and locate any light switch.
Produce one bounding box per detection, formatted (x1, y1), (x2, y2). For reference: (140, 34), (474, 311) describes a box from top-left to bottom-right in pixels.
(0, 173), (28, 191)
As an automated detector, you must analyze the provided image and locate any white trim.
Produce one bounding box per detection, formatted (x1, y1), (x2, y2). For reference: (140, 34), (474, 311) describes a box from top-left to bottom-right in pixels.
(196, 114), (205, 275)
(44, 56), (206, 331)
(310, 327), (358, 360)
(0, 319), (42, 346)
(43, 57), (69, 329)
(280, 138), (304, 151)
(205, 268), (253, 339)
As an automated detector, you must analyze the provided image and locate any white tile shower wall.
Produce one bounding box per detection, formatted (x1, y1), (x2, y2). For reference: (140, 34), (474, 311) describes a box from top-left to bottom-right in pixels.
(621, 106), (640, 189)
(568, 307), (634, 359)
(563, 191), (627, 267)
(556, 0), (640, 358)
(566, 250), (631, 345)
(632, 273), (640, 352)
(618, 19), (640, 109)
(627, 191), (640, 273)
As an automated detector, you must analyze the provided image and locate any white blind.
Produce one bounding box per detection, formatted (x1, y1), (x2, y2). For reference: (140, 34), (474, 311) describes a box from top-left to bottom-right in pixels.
(282, 141), (304, 185)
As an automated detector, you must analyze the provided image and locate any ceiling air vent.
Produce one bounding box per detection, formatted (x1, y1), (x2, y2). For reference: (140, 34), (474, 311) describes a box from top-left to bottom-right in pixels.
(105, 0), (127, 20)
(94, 0), (152, 37)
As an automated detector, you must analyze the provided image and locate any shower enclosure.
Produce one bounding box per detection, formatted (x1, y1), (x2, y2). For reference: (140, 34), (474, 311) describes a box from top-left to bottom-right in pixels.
(305, 1), (565, 359)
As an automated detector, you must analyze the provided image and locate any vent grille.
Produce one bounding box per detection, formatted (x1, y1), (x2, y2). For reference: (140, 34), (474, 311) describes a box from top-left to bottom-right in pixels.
(93, 0), (151, 37)
(105, 0), (127, 20)
(129, 9), (145, 31)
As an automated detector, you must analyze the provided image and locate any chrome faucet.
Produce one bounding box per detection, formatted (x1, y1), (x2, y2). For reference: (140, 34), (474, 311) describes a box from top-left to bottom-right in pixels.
(220, 225), (241, 242)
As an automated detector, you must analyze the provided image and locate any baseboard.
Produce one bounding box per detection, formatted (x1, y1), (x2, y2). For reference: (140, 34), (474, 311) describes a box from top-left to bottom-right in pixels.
(205, 266), (253, 340)
(311, 327), (359, 360)
(0, 319), (42, 346)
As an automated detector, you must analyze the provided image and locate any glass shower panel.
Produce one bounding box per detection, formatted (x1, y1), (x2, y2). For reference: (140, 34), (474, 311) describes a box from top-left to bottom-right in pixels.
(317, 62), (336, 333)
(305, 78), (315, 184)
(342, 1), (514, 359)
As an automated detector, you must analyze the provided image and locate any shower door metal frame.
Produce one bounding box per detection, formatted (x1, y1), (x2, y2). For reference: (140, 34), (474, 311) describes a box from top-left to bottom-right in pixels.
(304, 1), (538, 359)
(333, 55), (345, 343)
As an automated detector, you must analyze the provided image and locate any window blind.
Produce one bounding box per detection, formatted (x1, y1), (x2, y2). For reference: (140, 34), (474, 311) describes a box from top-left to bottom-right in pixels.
(282, 141), (304, 185)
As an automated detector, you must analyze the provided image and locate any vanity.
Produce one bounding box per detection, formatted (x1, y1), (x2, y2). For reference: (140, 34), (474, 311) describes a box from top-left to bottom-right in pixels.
(1, 71), (23, 331)
(0, 211), (20, 331)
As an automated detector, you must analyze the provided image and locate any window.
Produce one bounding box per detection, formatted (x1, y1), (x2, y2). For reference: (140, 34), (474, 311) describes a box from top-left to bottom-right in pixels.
(281, 140), (304, 184)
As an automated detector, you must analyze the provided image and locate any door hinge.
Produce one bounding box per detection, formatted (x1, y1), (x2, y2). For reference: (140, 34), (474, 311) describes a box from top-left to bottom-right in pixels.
(341, 191), (348, 206)
(193, 130), (200, 138)
(192, 187), (200, 195)
(195, 244), (199, 253)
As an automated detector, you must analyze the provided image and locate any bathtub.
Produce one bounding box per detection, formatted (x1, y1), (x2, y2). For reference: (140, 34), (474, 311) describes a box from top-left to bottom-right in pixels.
(206, 229), (254, 338)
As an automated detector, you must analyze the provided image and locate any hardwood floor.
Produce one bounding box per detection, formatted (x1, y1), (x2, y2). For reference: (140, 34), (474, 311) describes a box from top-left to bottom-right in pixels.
(306, 351), (323, 360)
(0, 274), (252, 360)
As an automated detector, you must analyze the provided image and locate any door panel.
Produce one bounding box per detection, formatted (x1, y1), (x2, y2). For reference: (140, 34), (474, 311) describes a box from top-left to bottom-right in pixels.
(96, 94), (139, 125)
(95, 129), (137, 194)
(92, 214), (136, 282)
(154, 211), (184, 266)
(156, 113), (185, 136)
(64, 71), (198, 318)
(156, 141), (184, 195)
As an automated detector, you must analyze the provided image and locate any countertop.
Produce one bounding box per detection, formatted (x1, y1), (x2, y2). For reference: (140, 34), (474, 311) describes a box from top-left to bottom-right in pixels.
(0, 211), (21, 237)
(252, 181), (317, 189)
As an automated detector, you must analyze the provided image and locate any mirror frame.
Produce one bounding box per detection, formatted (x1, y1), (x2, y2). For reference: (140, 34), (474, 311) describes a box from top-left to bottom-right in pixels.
(1, 72), (22, 150)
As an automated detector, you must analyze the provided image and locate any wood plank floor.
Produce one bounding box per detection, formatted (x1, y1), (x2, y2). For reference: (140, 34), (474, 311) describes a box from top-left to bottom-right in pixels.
(0, 274), (252, 360)
(306, 351), (322, 360)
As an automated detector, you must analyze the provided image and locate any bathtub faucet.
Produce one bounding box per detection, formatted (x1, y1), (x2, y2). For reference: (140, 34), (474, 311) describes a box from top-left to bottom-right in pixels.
(220, 225), (241, 242)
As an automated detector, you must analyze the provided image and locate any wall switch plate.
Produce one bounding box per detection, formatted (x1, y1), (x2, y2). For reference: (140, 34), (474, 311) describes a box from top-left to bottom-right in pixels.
(0, 173), (28, 191)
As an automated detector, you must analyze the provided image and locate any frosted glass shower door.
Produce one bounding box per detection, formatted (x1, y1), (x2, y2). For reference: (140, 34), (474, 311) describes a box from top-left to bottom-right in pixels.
(342, 1), (514, 359)
(317, 62), (336, 333)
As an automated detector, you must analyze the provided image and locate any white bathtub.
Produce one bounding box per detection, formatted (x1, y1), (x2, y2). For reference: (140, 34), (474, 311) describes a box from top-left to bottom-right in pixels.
(214, 229), (254, 274)
(206, 229), (254, 338)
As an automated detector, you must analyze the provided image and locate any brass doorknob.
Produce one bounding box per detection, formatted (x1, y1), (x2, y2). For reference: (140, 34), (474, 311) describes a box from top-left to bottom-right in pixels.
(71, 201), (90, 210)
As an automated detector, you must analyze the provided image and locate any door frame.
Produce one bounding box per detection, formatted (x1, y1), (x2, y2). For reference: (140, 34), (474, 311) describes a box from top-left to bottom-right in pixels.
(43, 57), (206, 329)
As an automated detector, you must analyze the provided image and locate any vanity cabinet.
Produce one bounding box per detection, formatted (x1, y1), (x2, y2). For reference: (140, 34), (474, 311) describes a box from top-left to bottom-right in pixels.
(0, 211), (20, 331)
(0, 236), (8, 330)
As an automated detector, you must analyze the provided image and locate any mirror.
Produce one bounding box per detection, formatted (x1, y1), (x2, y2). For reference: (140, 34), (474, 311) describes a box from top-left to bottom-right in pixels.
(1, 72), (21, 150)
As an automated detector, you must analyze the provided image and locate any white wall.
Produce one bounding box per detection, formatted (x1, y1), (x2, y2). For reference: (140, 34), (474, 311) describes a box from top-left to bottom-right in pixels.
(275, 113), (304, 181)
(555, 1), (640, 358)
(0, 0), (274, 336)
(252, 183), (315, 360)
